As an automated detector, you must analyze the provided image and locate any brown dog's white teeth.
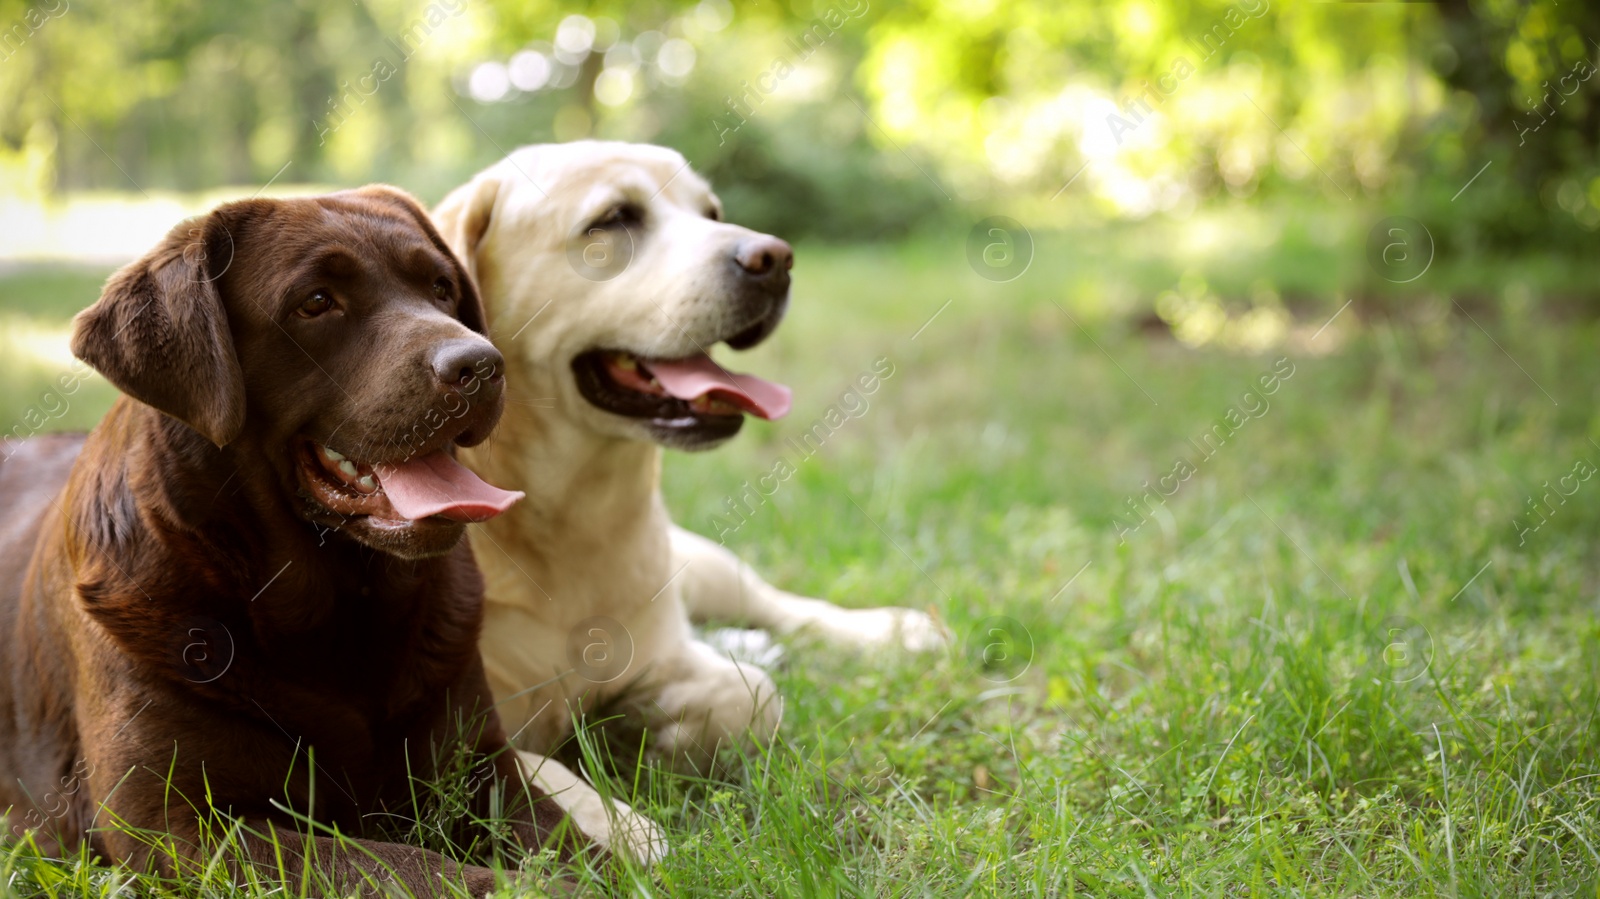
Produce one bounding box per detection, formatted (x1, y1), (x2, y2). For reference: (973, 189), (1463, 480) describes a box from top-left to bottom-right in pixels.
(614, 354), (637, 371)
(313, 444), (381, 493)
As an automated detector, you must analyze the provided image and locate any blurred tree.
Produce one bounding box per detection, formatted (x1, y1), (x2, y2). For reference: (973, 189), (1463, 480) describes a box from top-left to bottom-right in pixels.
(0, 0), (1591, 247)
(1430, 0), (1600, 250)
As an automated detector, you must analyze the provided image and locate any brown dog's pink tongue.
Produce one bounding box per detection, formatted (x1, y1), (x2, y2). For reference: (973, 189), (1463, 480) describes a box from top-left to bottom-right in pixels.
(643, 354), (792, 420)
(375, 452), (524, 523)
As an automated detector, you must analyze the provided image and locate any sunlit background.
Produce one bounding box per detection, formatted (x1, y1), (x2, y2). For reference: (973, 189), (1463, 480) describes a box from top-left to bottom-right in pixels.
(2, 1), (1596, 238)
(4, 0), (1596, 429)
(2, 0), (1596, 408)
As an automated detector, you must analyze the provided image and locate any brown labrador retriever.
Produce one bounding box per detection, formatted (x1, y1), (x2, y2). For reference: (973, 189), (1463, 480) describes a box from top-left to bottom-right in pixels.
(0, 187), (583, 896)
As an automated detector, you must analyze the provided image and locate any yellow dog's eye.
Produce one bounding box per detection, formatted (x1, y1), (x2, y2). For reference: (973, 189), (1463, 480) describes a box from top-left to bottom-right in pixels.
(594, 203), (641, 228)
(432, 277), (453, 301)
(298, 290), (335, 318)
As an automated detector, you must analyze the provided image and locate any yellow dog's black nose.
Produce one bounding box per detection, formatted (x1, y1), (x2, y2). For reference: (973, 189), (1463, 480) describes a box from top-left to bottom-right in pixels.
(734, 235), (794, 278)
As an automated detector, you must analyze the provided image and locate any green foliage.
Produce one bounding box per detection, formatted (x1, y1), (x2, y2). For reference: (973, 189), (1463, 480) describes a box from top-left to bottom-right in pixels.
(0, 0), (1593, 246)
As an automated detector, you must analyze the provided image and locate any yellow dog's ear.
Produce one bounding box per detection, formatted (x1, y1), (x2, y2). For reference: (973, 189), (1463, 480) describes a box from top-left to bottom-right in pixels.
(433, 174), (502, 287)
(71, 210), (247, 448)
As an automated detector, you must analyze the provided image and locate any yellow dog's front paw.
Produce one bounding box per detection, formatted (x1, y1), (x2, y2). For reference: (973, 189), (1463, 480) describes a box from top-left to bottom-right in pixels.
(604, 797), (670, 865)
(822, 606), (950, 652)
(515, 750), (669, 865)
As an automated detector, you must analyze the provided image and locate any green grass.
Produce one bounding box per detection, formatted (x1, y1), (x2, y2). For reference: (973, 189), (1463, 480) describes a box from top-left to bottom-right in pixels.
(3, 223), (1599, 897)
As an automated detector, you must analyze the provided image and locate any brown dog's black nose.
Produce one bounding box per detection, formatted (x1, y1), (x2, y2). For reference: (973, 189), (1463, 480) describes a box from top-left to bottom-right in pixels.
(734, 236), (794, 278)
(431, 338), (504, 391)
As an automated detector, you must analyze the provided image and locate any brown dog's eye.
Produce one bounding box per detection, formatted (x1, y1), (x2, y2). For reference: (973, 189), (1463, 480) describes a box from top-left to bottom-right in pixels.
(432, 278), (453, 302)
(297, 290), (335, 318)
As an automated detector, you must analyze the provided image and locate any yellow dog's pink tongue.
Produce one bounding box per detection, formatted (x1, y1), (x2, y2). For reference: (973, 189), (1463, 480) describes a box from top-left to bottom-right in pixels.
(375, 452), (524, 523)
(643, 354), (792, 420)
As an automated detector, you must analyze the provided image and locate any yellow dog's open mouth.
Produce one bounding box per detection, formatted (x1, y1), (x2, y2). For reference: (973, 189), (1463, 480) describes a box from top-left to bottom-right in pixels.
(571, 349), (792, 428)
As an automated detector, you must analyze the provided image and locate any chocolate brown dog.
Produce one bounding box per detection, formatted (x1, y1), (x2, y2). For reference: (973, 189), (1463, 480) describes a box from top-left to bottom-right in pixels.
(0, 187), (581, 896)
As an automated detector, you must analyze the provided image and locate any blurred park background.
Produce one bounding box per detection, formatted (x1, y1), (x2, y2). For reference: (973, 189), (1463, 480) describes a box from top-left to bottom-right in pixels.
(4, 0), (1600, 373)
(4, 1), (1600, 893)
(4, 0), (1599, 434)
(4, 0), (1600, 412)
(2, 0), (1600, 251)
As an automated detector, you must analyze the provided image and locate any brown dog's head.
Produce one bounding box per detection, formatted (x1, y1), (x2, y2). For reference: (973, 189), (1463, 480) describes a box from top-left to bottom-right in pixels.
(434, 141), (794, 451)
(71, 186), (523, 559)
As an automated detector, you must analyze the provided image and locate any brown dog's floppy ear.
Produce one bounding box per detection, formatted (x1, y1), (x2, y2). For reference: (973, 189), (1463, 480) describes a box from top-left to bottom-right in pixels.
(349, 183), (494, 336)
(432, 174), (501, 288)
(71, 211), (246, 448)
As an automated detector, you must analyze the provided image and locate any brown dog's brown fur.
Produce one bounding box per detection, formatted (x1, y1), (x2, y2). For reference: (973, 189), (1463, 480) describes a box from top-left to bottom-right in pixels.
(0, 187), (574, 896)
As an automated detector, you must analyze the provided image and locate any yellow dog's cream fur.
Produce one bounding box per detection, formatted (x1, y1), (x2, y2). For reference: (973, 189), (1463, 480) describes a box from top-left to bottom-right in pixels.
(433, 141), (945, 862)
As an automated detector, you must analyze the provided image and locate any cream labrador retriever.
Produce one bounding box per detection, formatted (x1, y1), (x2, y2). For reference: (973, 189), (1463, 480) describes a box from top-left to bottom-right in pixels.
(433, 141), (946, 859)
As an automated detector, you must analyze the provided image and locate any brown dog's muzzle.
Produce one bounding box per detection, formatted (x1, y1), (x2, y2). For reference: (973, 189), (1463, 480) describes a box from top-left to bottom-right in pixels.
(430, 336), (505, 448)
